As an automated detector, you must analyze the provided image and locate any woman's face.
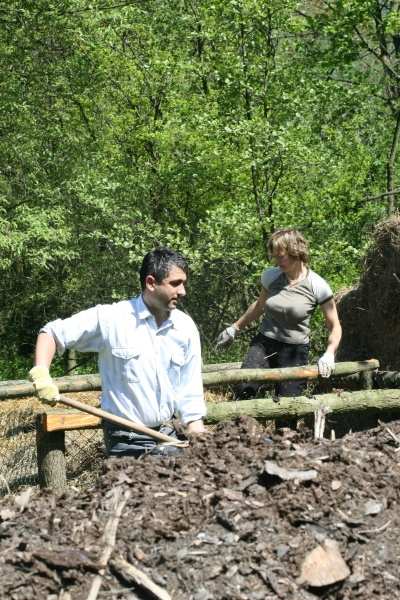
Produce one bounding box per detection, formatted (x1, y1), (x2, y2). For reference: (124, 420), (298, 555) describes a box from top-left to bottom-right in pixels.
(272, 250), (300, 272)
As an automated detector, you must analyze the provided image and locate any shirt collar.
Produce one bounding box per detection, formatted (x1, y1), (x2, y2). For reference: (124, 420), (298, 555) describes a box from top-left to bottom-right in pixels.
(135, 294), (176, 329)
(135, 294), (153, 321)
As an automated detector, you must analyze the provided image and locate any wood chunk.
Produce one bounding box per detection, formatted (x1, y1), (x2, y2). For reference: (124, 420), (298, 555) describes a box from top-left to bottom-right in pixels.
(297, 539), (350, 587)
(14, 488), (33, 512)
(0, 508), (16, 520)
(364, 500), (384, 515)
(265, 461), (318, 482)
(218, 488), (245, 502)
(33, 547), (97, 571)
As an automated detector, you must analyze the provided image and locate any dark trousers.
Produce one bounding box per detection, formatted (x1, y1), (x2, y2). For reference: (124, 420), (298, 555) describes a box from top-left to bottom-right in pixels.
(235, 333), (309, 399)
(103, 422), (183, 458)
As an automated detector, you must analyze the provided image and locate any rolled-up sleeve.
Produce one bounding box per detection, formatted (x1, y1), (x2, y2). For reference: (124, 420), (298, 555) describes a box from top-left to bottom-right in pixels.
(175, 327), (206, 425)
(40, 306), (105, 355)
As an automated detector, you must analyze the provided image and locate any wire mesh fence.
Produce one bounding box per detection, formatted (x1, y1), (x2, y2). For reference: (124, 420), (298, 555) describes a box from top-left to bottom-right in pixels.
(0, 400), (105, 497)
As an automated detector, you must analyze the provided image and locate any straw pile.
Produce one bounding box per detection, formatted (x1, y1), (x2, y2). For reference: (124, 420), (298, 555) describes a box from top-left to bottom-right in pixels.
(336, 215), (400, 370)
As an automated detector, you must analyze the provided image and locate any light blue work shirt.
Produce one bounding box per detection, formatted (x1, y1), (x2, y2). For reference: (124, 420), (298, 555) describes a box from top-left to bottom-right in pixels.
(41, 295), (206, 427)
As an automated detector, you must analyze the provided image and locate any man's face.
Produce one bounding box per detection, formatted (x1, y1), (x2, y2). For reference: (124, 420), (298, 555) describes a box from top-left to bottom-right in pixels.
(145, 265), (187, 313)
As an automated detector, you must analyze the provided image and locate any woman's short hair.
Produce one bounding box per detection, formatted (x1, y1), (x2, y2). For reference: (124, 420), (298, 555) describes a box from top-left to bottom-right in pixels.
(267, 228), (309, 264)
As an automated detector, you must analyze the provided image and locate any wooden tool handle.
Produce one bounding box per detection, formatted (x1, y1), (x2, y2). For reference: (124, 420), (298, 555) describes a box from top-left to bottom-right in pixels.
(59, 395), (188, 447)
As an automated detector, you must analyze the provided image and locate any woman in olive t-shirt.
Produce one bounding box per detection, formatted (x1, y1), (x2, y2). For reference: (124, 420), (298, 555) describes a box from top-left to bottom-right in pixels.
(216, 228), (342, 398)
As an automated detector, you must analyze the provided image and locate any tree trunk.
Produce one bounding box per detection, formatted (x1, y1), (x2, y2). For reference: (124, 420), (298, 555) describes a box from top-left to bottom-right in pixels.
(387, 111), (400, 213)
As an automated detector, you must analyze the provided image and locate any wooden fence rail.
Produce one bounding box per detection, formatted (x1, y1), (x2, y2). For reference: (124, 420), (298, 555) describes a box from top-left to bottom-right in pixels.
(202, 359), (379, 386)
(0, 359), (379, 399)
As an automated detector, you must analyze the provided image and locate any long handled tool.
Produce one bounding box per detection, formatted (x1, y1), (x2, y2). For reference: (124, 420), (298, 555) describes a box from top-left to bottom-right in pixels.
(58, 394), (188, 448)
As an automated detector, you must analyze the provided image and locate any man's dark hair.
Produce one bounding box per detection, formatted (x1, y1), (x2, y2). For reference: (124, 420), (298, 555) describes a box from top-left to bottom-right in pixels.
(140, 247), (189, 290)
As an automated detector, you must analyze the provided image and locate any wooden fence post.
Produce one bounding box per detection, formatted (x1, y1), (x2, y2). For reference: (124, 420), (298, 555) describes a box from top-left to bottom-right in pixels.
(36, 414), (67, 490)
(359, 370), (374, 390)
(65, 349), (78, 374)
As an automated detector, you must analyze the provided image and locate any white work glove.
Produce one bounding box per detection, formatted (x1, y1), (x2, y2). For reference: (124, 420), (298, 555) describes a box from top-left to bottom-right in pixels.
(215, 325), (238, 350)
(29, 366), (60, 405)
(318, 351), (335, 378)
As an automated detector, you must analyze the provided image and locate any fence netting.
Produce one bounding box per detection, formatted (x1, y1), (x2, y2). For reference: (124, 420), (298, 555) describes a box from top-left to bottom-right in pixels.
(0, 400), (104, 497)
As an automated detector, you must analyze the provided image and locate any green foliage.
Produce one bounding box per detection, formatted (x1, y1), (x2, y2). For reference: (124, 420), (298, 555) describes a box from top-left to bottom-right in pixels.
(0, 0), (398, 376)
(0, 353), (32, 381)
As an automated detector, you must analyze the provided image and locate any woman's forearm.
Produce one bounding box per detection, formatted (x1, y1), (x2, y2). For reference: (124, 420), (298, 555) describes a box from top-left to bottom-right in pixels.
(326, 322), (342, 354)
(320, 299), (342, 355)
(234, 292), (266, 332)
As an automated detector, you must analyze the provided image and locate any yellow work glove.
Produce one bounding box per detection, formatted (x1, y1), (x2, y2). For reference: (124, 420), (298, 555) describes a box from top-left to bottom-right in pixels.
(29, 366), (60, 405)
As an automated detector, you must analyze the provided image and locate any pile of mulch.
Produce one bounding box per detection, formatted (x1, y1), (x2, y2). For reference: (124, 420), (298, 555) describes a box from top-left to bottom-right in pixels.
(336, 215), (400, 370)
(0, 415), (399, 599)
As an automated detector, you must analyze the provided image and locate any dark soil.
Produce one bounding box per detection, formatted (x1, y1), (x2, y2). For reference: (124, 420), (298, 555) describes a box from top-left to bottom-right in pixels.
(0, 416), (399, 599)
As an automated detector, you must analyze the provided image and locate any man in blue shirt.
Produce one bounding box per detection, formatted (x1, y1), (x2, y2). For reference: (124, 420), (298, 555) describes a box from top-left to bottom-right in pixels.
(29, 247), (207, 457)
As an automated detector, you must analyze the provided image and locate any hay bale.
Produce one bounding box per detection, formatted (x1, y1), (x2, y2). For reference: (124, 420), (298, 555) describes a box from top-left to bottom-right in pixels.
(337, 215), (400, 370)
(335, 285), (370, 362)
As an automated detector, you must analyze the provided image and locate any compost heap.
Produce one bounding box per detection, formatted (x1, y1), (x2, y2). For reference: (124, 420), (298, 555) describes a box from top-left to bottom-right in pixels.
(336, 214), (400, 370)
(0, 415), (399, 599)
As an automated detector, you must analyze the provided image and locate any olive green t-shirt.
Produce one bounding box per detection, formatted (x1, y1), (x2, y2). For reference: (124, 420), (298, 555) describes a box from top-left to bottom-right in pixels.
(260, 267), (333, 345)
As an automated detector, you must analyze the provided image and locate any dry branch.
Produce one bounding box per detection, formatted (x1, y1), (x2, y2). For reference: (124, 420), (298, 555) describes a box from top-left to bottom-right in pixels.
(378, 420), (400, 446)
(314, 406), (331, 440)
(86, 487), (130, 600)
(110, 556), (172, 600)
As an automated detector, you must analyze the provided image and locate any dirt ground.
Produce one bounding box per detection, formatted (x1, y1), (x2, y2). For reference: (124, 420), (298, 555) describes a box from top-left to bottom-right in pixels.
(0, 413), (399, 600)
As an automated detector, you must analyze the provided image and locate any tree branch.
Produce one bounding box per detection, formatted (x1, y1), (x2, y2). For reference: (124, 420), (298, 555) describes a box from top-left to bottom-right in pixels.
(354, 25), (400, 82)
(365, 187), (400, 201)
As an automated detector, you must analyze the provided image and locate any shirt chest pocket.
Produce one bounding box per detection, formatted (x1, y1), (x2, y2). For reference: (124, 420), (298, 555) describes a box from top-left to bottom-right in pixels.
(111, 347), (141, 383)
(168, 350), (185, 388)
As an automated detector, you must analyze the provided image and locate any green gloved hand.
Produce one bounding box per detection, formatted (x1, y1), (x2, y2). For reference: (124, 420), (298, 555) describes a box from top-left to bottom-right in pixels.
(29, 366), (60, 405)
